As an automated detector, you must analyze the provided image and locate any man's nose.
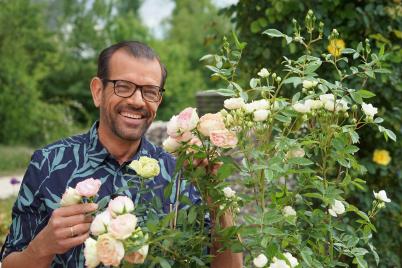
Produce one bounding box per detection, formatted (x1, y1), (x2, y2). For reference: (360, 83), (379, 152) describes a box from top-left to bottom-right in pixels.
(126, 88), (145, 107)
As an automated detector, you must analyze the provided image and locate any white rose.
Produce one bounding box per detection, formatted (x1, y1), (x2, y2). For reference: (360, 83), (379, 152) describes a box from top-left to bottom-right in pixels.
(253, 254), (268, 267)
(335, 99), (349, 112)
(269, 257), (290, 268)
(125, 244), (149, 264)
(223, 186), (236, 199)
(91, 210), (112, 236)
(305, 99), (323, 110)
(283, 252), (299, 268)
(108, 214), (138, 240)
(292, 102), (311, 113)
(328, 200), (346, 217)
(224, 97), (245, 110)
(108, 196), (135, 217)
(282, 206), (296, 217)
(254, 99), (270, 110)
(319, 93), (335, 103)
(302, 80), (318, 89)
(166, 115), (181, 137)
(84, 237), (100, 268)
(253, 109), (270, 122)
(162, 137), (181, 153)
(60, 187), (82, 207)
(258, 68), (270, 78)
(373, 190), (391, 203)
(362, 102), (378, 118)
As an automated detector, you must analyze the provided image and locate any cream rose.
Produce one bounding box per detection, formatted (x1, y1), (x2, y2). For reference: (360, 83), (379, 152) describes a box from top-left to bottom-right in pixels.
(108, 196), (135, 217)
(373, 190), (391, 203)
(257, 68), (270, 78)
(269, 257), (290, 268)
(362, 102), (378, 118)
(124, 244), (149, 264)
(129, 156), (160, 178)
(162, 137), (181, 153)
(60, 187), (82, 207)
(328, 200), (346, 217)
(223, 186), (236, 199)
(96, 234), (125, 267)
(302, 80), (318, 89)
(283, 252), (299, 267)
(84, 237), (100, 268)
(166, 115), (181, 137)
(253, 109), (270, 122)
(253, 253), (268, 267)
(75, 178), (101, 198)
(90, 210), (112, 236)
(292, 102), (311, 113)
(197, 113), (226, 136)
(282, 206), (296, 217)
(224, 97), (245, 110)
(108, 214), (138, 240)
(210, 129), (238, 148)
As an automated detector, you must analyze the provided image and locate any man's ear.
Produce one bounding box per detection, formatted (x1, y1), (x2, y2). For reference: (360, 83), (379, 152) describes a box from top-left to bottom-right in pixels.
(90, 77), (103, 108)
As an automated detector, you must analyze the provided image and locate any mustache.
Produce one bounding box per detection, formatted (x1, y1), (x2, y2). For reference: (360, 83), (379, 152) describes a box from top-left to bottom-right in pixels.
(117, 105), (150, 118)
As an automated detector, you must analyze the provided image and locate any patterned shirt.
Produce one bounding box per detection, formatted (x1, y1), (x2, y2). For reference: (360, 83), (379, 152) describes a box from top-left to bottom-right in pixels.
(0, 122), (200, 267)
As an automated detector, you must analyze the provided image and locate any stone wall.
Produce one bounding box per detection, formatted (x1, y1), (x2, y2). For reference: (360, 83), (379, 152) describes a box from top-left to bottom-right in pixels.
(145, 121), (168, 147)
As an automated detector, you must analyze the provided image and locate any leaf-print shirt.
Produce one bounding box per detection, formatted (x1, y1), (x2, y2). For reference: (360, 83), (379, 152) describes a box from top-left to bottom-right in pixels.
(0, 121), (200, 267)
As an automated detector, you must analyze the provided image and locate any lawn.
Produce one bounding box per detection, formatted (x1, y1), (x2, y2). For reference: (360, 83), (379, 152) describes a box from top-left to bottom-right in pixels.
(0, 196), (17, 248)
(0, 145), (33, 176)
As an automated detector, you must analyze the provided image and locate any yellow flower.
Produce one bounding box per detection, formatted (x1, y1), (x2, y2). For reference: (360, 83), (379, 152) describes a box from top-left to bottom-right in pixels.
(129, 156), (160, 178)
(327, 39), (345, 57)
(372, 149), (391, 166)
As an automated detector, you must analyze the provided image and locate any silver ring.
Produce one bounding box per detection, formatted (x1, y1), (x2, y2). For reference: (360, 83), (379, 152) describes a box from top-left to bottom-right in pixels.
(70, 226), (75, 237)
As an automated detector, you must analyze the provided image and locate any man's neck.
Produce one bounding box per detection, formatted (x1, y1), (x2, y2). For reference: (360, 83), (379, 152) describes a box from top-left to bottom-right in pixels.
(97, 124), (141, 165)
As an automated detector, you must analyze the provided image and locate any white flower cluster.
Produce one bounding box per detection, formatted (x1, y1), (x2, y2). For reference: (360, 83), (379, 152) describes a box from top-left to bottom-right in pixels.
(373, 190), (391, 208)
(253, 252), (299, 268)
(328, 199), (346, 217)
(293, 93), (349, 114)
(84, 196), (149, 267)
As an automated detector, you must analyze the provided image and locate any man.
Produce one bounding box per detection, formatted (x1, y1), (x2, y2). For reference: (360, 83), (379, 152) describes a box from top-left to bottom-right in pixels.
(1, 41), (242, 267)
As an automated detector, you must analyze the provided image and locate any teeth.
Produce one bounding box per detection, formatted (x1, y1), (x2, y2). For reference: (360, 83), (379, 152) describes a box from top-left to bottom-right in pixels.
(121, 112), (142, 119)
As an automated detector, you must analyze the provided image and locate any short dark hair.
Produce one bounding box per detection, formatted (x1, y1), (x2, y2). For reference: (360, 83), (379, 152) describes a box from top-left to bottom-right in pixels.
(97, 41), (167, 89)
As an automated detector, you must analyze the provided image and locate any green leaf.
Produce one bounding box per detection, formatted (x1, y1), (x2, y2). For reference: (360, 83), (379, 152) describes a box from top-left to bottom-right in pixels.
(357, 89), (376, 98)
(188, 206), (197, 224)
(288, 157), (313, 165)
(354, 256), (368, 268)
(262, 29), (284, 37)
(250, 78), (259, 89)
(303, 193), (323, 200)
(283, 76), (302, 87)
(342, 48), (356, 54)
(158, 257), (172, 268)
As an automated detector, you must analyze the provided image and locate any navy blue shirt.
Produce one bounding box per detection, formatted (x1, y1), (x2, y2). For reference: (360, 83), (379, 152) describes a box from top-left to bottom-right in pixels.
(1, 122), (200, 267)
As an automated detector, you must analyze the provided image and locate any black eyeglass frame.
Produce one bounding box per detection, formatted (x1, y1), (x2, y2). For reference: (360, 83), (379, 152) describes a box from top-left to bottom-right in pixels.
(103, 79), (165, 102)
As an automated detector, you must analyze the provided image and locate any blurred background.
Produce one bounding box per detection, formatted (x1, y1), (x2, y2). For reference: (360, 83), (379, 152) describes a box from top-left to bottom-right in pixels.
(0, 0), (400, 267)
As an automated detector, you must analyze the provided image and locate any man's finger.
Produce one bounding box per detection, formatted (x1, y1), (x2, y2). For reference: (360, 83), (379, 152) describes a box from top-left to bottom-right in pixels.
(62, 223), (91, 238)
(57, 203), (98, 217)
(59, 214), (93, 227)
(59, 232), (90, 249)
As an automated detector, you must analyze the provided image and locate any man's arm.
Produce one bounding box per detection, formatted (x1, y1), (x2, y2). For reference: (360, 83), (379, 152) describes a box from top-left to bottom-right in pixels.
(2, 203), (97, 268)
(210, 211), (243, 268)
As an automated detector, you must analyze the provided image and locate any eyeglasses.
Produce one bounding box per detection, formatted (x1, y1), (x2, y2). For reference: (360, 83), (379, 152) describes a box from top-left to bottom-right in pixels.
(103, 79), (164, 102)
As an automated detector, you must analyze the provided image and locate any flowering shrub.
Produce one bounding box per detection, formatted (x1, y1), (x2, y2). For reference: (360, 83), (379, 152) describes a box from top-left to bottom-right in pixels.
(162, 10), (395, 267)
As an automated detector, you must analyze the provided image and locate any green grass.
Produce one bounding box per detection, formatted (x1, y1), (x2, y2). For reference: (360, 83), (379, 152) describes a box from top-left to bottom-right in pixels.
(0, 145), (33, 176)
(0, 196), (17, 247)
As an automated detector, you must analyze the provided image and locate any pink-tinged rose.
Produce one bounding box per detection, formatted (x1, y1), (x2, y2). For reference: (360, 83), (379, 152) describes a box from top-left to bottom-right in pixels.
(108, 214), (138, 240)
(197, 113), (226, 137)
(210, 129), (238, 148)
(75, 178), (101, 198)
(60, 187), (81, 207)
(108, 196), (135, 217)
(90, 210), (112, 236)
(124, 244), (149, 264)
(174, 131), (193, 142)
(177, 107), (199, 132)
(166, 115), (181, 137)
(96, 234), (125, 267)
(162, 137), (181, 153)
(187, 136), (202, 153)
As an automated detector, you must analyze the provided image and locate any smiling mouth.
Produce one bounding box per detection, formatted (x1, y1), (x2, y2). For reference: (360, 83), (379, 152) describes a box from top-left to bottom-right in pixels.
(120, 111), (145, 119)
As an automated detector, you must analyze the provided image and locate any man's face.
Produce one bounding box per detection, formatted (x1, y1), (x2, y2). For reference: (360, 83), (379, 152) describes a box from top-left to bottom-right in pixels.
(92, 50), (162, 142)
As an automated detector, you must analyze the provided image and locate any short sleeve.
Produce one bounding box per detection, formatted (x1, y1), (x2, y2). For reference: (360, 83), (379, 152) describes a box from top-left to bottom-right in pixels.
(0, 150), (50, 261)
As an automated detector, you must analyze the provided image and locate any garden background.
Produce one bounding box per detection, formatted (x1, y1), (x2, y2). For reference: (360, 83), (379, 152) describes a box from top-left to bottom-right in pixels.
(0, 0), (400, 267)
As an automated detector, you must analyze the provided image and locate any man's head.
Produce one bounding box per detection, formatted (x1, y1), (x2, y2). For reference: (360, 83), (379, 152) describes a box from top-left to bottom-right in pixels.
(90, 41), (167, 143)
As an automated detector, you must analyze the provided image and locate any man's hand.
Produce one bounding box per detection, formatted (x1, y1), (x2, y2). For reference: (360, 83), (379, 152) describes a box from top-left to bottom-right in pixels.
(28, 203), (97, 257)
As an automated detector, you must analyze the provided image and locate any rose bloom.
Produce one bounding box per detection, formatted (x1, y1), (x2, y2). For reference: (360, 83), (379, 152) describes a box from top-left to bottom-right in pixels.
(96, 234), (125, 267)
(90, 210), (112, 236)
(319, 93), (335, 103)
(269, 257), (290, 268)
(327, 39), (345, 57)
(302, 80), (318, 89)
(75, 178), (101, 198)
(362, 102), (378, 118)
(84, 237), (100, 268)
(305, 99), (323, 110)
(258, 68), (270, 78)
(283, 252), (299, 268)
(253, 109), (270, 122)
(166, 115), (181, 137)
(176, 107), (199, 132)
(328, 200), (346, 217)
(210, 129), (238, 148)
(125, 244), (149, 264)
(108, 213), (138, 240)
(60, 187), (82, 207)
(282, 206), (296, 217)
(129, 156), (160, 178)
(108, 196), (135, 217)
(223, 186), (236, 198)
(373, 190), (391, 203)
(162, 136), (181, 153)
(372, 149), (391, 166)
(224, 97), (245, 110)
(292, 102), (311, 113)
(197, 113), (226, 136)
(174, 131), (193, 143)
(253, 254), (268, 268)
